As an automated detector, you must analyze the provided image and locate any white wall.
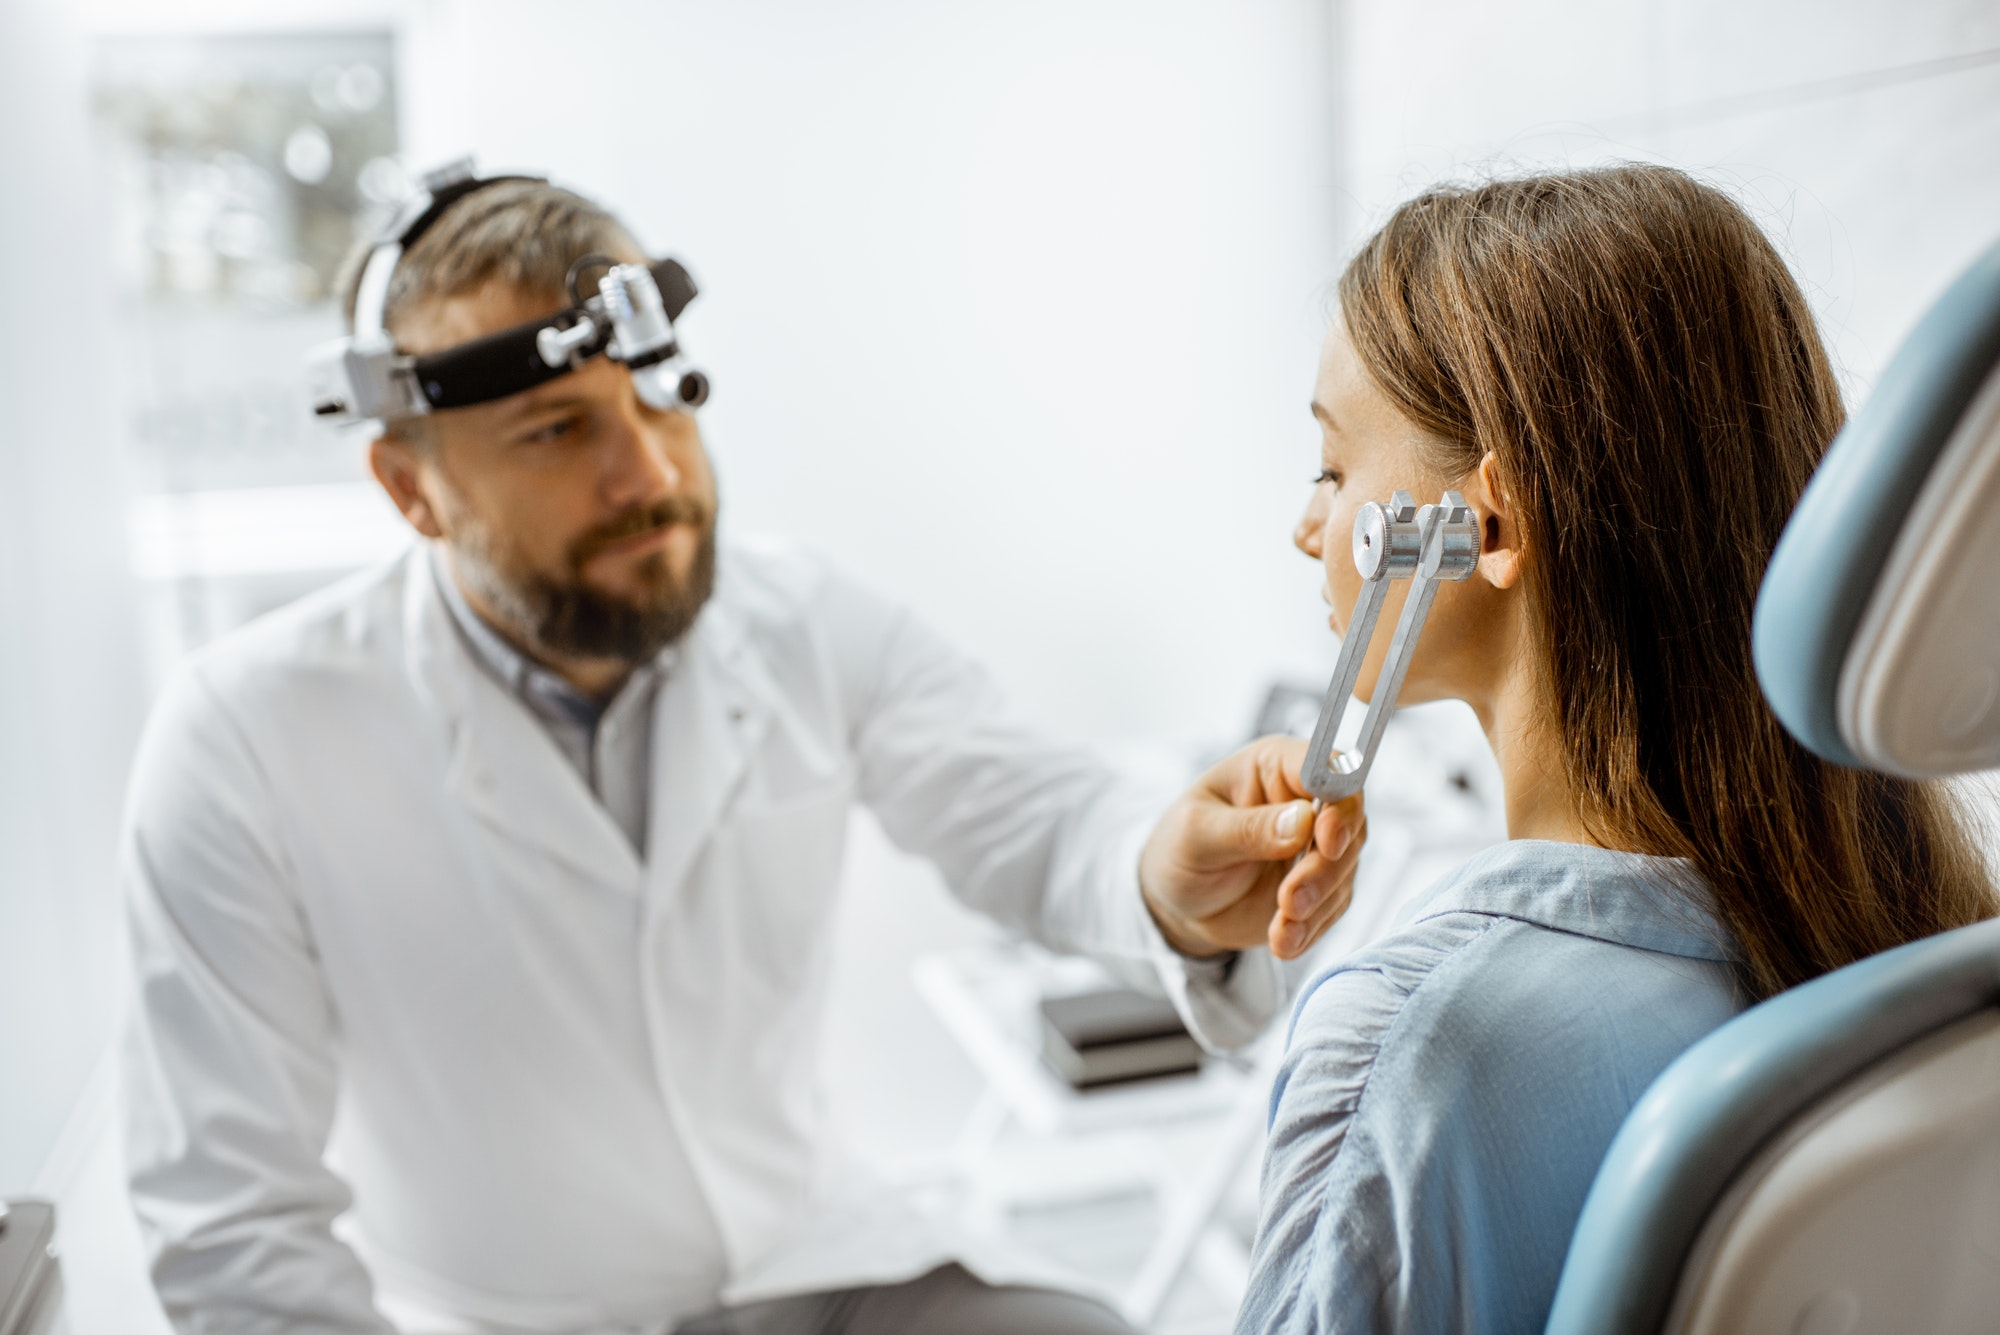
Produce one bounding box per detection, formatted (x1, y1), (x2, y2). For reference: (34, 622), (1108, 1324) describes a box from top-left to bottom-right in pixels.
(0, 3), (148, 1192)
(400, 0), (1345, 749)
(394, 0), (2000, 750)
(1332, 0), (2000, 395)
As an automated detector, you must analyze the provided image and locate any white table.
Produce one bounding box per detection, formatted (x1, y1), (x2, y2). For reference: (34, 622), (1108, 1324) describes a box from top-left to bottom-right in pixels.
(913, 941), (1281, 1328)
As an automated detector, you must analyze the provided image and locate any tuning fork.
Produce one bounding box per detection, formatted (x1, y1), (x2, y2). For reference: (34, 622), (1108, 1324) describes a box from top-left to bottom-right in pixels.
(1297, 490), (1482, 807)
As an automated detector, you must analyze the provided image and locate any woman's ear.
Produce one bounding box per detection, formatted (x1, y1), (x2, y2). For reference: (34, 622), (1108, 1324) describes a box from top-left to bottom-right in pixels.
(1472, 451), (1524, 590)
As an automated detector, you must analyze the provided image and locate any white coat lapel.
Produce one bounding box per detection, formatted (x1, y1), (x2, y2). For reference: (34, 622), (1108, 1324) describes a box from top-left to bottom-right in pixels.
(404, 552), (644, 893)
(643, 596), (775, 902)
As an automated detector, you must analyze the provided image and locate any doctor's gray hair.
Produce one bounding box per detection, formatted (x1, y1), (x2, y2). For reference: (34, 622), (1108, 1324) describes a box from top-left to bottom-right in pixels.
(335, 179), (642, 342)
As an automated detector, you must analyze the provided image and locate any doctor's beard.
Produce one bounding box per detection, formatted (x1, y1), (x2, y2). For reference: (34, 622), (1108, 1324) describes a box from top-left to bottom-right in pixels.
(451, 496), (718, 665)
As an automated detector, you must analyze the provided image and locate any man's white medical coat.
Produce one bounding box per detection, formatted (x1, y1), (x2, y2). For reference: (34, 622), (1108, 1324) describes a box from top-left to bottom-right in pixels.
(121, 538), (1281, 1333)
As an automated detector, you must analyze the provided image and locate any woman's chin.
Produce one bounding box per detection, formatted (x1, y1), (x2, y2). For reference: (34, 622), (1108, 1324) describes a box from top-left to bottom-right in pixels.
(1352, 677), (1443, 709)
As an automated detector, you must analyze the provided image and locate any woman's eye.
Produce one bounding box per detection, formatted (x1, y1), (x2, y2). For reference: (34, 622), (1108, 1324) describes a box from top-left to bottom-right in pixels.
(1314, 468), (1343, 488)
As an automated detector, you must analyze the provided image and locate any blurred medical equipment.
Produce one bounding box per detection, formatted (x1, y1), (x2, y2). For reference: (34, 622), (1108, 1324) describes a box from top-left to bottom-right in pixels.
(1038, 988), (1202, 1089)
(1298, 491), (1480, 802)
(1545, 233), (2000, 1335)
(304, 158), (709, 427)
(0, 1200), (62, 1335)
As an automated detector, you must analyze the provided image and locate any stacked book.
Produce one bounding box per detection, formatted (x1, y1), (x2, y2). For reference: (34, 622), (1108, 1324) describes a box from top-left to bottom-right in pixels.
(1038, 987), (1203, 1089)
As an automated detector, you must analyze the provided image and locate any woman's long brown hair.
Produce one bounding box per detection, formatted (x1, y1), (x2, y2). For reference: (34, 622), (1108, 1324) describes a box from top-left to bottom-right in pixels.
(1339, 164), (1993, 999)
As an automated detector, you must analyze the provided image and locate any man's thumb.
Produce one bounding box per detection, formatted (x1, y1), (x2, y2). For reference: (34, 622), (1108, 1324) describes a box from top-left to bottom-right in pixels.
(1179, 794), (1315, 870)
(1269, 799), (1316, 855)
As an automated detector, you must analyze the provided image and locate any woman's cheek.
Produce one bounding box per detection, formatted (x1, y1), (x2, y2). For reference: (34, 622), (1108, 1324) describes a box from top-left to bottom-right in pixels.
(1324, 517), (1364, 628)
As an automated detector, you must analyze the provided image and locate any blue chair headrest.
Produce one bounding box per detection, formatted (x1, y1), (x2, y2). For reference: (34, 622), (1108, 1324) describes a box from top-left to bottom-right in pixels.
(1755, 236), (2000, 775)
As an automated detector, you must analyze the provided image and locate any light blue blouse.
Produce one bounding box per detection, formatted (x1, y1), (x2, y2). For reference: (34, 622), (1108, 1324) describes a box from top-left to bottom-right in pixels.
(1237, 840), (1747, 1335)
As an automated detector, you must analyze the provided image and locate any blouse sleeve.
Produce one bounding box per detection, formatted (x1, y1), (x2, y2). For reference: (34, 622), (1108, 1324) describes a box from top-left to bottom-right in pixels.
(1234, 962), (1405, 1334)
(1236, 908), (1482, 1335)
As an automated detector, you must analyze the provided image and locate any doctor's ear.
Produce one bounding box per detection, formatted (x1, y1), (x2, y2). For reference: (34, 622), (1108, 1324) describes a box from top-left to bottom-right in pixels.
(369, 432), (447, 541)
(1471, 451), (1524, 591)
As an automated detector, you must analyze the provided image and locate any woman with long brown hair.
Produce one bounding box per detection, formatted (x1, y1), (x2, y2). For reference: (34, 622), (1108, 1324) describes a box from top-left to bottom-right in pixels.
(1237, 165), (1993, 1333)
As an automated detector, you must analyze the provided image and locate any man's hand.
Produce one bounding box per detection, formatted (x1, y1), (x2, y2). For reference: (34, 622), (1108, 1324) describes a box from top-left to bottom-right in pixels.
(1139, 735), (1366, 962)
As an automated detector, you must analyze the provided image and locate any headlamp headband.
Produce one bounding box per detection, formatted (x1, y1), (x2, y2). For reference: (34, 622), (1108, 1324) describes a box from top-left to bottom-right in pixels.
(307, 157), (709, 426)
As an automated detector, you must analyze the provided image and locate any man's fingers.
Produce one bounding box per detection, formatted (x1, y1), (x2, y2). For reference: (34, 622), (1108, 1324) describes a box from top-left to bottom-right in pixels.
(1270, 862), (1351, 958)
(1198, 735), (1311, 806)
(1271, 873), (1354, 959)
(1270, 814), (1368, 959)
(1313, 796), (1365, 860)
(1140, 738), (1366, 957)
(1180, 806), (1364, 956)
(1187, 875), (1286, 950)
(1268, 804), (1362, 917)
(1179, 792), (1317, 871)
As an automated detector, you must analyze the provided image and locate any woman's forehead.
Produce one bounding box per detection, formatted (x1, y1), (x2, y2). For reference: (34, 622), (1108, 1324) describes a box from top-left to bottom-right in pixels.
(1315, 329), (1396, 438)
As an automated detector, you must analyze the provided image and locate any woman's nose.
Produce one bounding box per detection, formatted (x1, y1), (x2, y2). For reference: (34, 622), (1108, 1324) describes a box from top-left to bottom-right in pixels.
(1295, 500), (1326, 559)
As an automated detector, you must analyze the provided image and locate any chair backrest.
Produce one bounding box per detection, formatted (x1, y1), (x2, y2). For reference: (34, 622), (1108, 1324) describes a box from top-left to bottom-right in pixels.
(1544, 918), (2000, 1335)
(1665, 1006), (2000, 1334)
(1756, 233), (2000, 776)
(1547, 229), (2000, 1335)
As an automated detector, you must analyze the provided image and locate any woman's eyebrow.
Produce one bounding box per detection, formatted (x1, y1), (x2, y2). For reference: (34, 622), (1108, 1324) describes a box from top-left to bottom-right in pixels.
(1311, 400), (1339, 431)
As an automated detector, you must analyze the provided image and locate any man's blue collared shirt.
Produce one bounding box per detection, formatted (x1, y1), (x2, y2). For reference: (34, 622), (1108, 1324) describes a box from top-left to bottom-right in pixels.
(429, 548), (669, 855)
(1238, 840), (1748, 1335)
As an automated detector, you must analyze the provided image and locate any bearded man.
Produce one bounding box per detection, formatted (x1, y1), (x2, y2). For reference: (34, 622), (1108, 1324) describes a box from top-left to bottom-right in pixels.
(120, 176), (1363, 1335)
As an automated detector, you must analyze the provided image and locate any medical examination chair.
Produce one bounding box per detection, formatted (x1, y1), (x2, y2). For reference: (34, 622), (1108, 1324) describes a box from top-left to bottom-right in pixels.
(1543, 233), (2000, 1335)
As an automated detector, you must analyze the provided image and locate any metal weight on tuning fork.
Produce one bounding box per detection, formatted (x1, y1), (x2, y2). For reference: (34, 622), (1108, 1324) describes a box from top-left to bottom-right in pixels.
(1298, 490), (1482, 806)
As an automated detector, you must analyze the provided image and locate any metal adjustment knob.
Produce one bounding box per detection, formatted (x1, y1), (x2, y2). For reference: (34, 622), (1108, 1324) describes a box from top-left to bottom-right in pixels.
(535, 318), (601, 369)
(1420, 493), (1481, 581)
(1354, 492), (1424, 581)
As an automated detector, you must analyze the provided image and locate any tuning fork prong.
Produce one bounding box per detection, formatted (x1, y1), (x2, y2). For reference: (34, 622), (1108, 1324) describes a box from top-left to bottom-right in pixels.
(1298, 490), (1481, 804)
(1299, 491), (1420, 797)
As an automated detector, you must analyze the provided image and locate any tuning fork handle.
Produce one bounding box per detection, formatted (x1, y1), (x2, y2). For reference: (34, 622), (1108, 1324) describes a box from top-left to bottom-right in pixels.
(1298, 562), (1393, 801)
(1298, 490), (1479, 805)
